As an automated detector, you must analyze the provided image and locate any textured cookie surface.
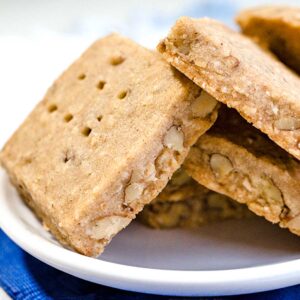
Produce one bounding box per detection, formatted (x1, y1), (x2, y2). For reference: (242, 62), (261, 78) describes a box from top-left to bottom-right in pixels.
(138, 169), (252, 229)
(152, 168), (200, 203)
(236, 6), (300, 74)
(184, 106), (300, 236)
(158, 17), (300, 160)
(0, 34), (218, 256)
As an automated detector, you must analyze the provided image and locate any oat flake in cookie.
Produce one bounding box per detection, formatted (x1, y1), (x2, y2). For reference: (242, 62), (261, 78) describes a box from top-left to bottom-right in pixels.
(158, 17), (300, 160)
(0, 34), (218, 257)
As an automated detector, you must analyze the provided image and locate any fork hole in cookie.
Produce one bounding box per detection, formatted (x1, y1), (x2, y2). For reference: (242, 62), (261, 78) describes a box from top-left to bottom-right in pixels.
(48, 104), (58, 113)
(64, 114), (73, 123)
(97, 80), (106, 90)
(110, 56), (125, 66)
(97, 115), (103, 122)
(81, 126), (92, 137)
(24, 157), (32, 164)
(118, 90), (128, 100)
(63, 154), (72, 163)
(78, 73), (86, 80)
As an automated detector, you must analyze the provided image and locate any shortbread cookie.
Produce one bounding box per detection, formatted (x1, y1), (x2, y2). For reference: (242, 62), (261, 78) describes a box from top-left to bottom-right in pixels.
(138, 169), (252, 229)
(157, 17), (300, 160)
(151, 168), (200, 203)
(0, 34), (219, 257)
(184, 106), (300, 236)
(236, 6), (300, 74)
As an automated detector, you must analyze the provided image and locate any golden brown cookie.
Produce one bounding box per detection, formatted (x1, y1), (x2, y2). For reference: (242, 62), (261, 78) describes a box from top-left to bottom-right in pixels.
(138, 169), (252, 229)
(157, 17), (300, 160)
(236, 6), (300, 74)
(0, 34), (218, 257)
(152, 168), (200, 203)
(184, 106), (300, 236)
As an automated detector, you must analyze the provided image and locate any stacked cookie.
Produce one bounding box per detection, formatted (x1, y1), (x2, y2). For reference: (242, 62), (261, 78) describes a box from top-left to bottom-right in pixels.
(138, 168), (252, 229)
(141, 7), (300, 233)
(1, 6), (300, 257)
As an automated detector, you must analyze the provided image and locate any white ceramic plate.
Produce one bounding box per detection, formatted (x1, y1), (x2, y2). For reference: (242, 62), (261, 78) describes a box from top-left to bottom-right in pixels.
(1, 170), (300, 296)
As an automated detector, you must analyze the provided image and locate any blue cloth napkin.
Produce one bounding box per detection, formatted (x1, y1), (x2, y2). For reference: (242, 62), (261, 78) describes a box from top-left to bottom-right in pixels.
(0, 229), (299, 300)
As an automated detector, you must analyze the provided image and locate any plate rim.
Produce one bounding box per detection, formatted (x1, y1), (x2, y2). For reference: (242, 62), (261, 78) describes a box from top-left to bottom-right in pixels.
(1, 170), (300, 296)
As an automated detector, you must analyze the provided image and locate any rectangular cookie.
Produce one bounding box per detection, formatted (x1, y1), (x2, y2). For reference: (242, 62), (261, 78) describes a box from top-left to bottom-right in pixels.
(236, 6), (300, 74)
(0, 34), (219, 257)
(157, 17), (300, 160)
(138, 168), (252, 229)
(184, 106), (300, 236)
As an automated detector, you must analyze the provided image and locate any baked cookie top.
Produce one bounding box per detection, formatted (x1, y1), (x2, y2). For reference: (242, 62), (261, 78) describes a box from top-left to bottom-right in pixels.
(237, 6), (300, 29)
(157, 17), (300, 160)
(236, 6), (300, 74)
(0, 33), (218, 256)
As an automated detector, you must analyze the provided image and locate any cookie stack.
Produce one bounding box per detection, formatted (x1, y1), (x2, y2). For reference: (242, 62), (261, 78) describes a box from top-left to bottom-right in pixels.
(1, 6), (300, 257)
